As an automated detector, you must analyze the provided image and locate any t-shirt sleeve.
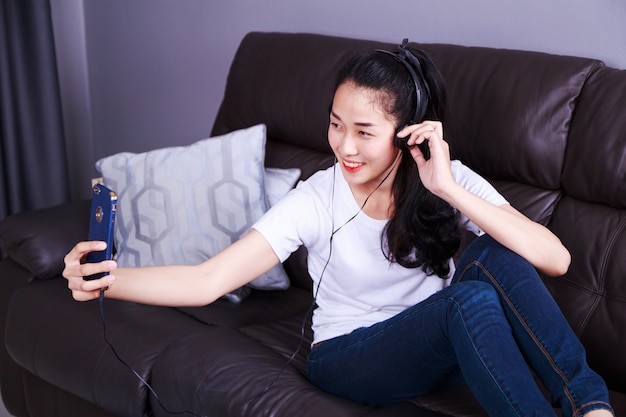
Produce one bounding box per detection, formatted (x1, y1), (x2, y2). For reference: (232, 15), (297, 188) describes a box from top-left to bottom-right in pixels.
(253, 182), (328, 263)
(451, 160), (509, 235)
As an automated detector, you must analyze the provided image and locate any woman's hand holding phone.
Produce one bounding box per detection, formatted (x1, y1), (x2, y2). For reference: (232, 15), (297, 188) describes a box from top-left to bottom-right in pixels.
(63, 241), (117, 301)
(63, 183), (118, 301)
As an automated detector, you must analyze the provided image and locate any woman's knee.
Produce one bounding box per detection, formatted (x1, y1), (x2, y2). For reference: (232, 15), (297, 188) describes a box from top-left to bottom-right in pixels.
(450, 280), (496, 298)
(454, 234), (537, 285)
(446, 281), (504, 320)
(444, 281), (513, 350)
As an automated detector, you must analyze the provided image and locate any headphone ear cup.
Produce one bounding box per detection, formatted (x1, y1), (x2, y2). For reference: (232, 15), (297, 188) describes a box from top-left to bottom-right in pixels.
(394, 125), (430, 160)
(394, 134), (407, 150)
(394, 124), (410, 150)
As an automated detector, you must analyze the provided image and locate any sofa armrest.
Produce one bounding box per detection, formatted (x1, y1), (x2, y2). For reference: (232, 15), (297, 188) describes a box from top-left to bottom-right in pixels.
(0, 200), (91, 279)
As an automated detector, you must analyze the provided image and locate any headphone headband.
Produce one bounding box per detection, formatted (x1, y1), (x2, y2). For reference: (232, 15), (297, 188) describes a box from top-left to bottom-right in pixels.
(375, 39), (429, 124)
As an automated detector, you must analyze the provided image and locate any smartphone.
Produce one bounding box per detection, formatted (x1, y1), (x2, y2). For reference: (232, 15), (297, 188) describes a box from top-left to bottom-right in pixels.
(84, 183), (117, 281)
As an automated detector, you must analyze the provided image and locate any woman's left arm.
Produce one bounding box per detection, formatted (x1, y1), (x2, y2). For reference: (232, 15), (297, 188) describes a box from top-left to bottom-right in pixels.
(399, 121), (571, 277)
(440, 187), (570, 277)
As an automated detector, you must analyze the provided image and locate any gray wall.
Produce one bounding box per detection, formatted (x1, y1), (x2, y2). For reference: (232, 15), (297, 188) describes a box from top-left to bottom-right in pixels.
(50, 0), (626, 200)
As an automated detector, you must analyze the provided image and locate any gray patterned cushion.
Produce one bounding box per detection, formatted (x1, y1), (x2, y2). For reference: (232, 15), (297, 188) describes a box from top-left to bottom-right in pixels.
(95, 124), (290, 298)
(264, 167), (301, 207)
(221, 167), (300, 303)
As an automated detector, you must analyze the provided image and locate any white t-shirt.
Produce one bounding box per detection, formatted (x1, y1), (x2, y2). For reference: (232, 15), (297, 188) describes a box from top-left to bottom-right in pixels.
(253, 161), (508, 344)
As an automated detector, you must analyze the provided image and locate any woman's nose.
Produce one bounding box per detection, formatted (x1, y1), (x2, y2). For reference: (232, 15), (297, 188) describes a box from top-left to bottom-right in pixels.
(339, 133), (358, 155)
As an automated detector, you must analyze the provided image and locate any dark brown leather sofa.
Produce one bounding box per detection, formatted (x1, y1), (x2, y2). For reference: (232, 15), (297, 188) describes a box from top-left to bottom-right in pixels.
(1, 32), (625, 417)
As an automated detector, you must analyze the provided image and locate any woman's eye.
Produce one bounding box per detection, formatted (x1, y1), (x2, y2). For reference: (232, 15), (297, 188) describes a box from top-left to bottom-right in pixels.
(358, 130), (371, 137)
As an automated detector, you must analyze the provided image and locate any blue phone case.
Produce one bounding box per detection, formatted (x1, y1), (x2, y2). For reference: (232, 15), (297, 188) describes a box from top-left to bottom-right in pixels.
(84, 184), (117, 280)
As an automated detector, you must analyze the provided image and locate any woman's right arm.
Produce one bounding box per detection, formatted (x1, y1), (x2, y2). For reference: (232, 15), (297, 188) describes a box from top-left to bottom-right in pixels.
(63, 229), (281, 306)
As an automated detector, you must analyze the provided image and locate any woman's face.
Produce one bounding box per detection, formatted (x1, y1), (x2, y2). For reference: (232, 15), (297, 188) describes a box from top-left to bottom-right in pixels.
(328, 82), (400, 194)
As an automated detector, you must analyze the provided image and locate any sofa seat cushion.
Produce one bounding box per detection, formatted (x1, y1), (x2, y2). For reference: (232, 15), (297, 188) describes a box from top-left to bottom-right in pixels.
(239, 313), (313, 374)
(150, 327), (377, 417)
(5, 279), (319, 416)
(5, 278), (209, 417)
(149, 321), (480, 417)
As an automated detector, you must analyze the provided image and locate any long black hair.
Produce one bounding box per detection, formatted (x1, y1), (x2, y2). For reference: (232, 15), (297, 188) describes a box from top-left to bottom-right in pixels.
(334, 43), (460, 278)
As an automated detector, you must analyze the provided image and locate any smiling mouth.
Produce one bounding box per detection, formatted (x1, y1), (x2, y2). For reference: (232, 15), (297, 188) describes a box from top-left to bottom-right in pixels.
(342, 160), (364, 172)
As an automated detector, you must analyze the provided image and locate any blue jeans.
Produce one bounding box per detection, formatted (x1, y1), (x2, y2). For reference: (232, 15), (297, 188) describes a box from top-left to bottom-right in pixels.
(306, 235), (614, 416)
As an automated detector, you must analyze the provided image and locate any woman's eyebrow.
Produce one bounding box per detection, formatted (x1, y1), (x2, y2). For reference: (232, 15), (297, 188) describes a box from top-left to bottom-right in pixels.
(330, 110), (377, 127)
(330, 110), (342, 121)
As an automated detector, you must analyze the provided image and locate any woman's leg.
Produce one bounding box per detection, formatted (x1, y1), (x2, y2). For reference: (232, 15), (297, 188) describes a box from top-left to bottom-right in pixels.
(307, 280), (556, 416)
(453, 234), (614, 416)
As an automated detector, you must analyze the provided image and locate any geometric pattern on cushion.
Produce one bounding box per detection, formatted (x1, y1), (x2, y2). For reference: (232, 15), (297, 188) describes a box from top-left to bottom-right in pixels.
(95, 124), (290, 298)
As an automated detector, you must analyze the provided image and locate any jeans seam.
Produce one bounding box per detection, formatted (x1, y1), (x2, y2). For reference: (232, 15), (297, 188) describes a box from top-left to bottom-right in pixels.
(459, 259), (578, 414)
(573, 400), (615, 416)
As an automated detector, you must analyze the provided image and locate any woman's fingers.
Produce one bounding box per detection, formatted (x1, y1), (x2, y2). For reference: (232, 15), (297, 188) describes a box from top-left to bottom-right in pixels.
(63, 241), (117, 300)
(397, 121), (441, 148)
(64, 241), (105, 267)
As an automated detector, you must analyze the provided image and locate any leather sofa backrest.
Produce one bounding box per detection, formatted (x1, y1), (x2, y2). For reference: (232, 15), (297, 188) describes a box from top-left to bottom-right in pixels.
(212, 32), (602, 222)
(549, 65), (626, 391)
(416, 44), (602, 226)
(565, 66), (626, 208)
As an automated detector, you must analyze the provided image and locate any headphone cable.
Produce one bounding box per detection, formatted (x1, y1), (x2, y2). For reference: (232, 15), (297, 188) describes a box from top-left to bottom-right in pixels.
(98, 156), (401, 417)
(98, 290), (205, 417)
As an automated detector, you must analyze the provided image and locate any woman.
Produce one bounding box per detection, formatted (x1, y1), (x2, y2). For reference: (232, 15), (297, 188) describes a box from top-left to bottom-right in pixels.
(63, 40), (614, 416)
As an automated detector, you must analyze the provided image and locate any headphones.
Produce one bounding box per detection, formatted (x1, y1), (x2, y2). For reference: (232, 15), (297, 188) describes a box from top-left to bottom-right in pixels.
(376, 39), (431, 160)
